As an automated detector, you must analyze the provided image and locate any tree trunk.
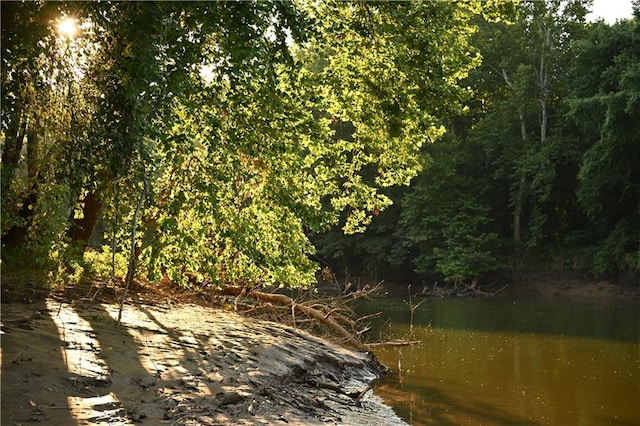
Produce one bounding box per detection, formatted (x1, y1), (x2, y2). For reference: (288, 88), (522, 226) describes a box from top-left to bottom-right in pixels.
(118, 174), (150, 324)
(1, 119), (28, 206)
(3, 119), (28, 166)
(501, 68), (529, 244)
(513, 110), (528, 244)
(537, 18), (551, 145)
(513, 174), (526, 243)
(2, 127), (38, 244)
(67, 191), (103, 247)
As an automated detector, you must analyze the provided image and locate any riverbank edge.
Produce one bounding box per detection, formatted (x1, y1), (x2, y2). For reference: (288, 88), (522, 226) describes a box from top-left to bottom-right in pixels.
(505, 278), (640, 299)
(1, 298), (408, 425)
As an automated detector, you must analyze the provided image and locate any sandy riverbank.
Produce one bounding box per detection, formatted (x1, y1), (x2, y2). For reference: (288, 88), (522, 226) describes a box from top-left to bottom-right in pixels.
(1, 297), (406, 425)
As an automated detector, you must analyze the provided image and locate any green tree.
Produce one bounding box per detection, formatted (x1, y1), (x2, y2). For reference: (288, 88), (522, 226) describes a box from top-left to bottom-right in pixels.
(1, 2), (102, 278)
(2, 1), (490, 289)
(567, 16), (640, 277)
(397, 134), (502, 284)
(313, 0), (639, 285)
(464, 0), (589, 249)
(312, 2), (517, 284)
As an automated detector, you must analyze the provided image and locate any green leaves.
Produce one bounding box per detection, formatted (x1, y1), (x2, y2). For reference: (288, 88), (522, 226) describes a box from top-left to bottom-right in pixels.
(137, 1), (488, 287)
(2, 0), (498, 289)
(564, 18), (640, 276)
(398, 135), (502, 282)
(296, 1), (482, 232)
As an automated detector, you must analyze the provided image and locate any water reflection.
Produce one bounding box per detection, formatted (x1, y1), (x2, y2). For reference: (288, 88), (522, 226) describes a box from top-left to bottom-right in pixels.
(358, 296), (640, 425)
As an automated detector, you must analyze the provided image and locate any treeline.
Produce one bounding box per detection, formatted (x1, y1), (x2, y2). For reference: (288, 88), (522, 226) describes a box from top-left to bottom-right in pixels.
(1, 1), (638, 291)
(314, 1), (640, 286)
(1, 1), (498, 288)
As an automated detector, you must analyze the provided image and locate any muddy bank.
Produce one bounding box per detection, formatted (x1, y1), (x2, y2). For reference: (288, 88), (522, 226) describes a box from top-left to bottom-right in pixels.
(1, 299), (406, 425)
(380, 276), (639, 300)
(505, 278), (640, 299)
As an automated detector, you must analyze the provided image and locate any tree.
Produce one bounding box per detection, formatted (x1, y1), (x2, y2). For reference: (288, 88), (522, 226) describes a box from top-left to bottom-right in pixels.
(567, 17), (640, 277)
(313, 0), (639, 285)
(397, 134), (502, 284)
(1, 2), (103, 277)
(2, 1), (490, 289)
(476, 0), (589, 245)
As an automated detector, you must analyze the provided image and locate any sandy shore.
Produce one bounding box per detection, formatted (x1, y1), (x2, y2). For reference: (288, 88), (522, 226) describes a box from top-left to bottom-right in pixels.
(1, 298), (406, 425)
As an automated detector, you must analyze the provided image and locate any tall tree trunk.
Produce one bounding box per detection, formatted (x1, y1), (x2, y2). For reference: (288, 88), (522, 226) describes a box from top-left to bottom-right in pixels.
(2, 126), (38, 244)
(513, 174), (526, 243)
(537, 18), (551, 145)
(1, 118), (28, 202)
(501, 68), (528, 243)
(2, 118), (28, 168)
(513, 109), (528, 244)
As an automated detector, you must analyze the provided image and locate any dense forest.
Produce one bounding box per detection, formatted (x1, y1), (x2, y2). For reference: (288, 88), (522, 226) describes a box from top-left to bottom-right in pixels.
(314, 0), (640, 287)
(2, 0), (639, 294)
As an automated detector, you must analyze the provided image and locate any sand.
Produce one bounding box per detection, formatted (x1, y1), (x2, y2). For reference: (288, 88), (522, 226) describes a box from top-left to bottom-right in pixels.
(1, 297), (406, 425)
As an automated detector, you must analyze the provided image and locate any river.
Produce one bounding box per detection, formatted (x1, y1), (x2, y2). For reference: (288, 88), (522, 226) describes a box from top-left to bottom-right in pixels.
(356, 293), (639, 425)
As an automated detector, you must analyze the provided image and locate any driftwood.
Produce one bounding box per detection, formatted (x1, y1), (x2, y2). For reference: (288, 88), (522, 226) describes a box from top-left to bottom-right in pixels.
(310, 379), (371, 402)
(366, 340), (422, 348)
(417, 280), (508, 298)
(215, 280), (425, 354)
(219, 285), (370, 351)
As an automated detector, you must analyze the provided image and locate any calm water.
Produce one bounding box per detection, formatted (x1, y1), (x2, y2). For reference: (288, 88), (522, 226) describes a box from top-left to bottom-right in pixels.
(356, 295), (640, 425)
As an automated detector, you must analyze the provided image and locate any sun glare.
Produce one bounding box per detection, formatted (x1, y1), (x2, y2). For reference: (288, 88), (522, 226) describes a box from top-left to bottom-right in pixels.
(57, 17), (78, 39)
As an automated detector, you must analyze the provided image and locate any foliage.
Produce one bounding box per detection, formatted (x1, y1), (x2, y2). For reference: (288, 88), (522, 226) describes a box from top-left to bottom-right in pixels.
(1, 1), (488, 289)
(398, 135), (502, 283)
(316, 0), (639, 284)
(568, 19), (640, 276)
(4, 0), (637, 291)
(83, 246), (129, 281)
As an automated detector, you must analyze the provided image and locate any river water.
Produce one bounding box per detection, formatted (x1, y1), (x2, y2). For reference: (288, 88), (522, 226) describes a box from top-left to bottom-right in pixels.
(356, 294), (639, 425)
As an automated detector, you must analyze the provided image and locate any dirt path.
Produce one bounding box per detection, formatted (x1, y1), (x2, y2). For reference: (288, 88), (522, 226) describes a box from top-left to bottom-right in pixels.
(1, 299), (406, 425)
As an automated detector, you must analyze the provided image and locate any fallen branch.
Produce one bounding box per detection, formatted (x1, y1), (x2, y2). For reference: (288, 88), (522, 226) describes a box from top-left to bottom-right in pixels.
(366, 340), (422, 348)
(310, 380), (371, 402)
(9, 351), (24, 364)
(353, 384), (372, 402)
(418, 281), (508, 298)
(353, 311), (383, 326)
(220, 286), (369, 351)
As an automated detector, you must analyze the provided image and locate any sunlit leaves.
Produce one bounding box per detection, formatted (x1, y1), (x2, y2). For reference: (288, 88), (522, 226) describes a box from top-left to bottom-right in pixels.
(3, 0), (494, 289)
(296, 0), (482, 233)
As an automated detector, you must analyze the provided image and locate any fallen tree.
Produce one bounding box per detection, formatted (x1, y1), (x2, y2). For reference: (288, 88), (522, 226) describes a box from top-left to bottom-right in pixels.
(220, 285), (369, 351)
(78, 276), (420, 353)
(216, 283), (418, 352)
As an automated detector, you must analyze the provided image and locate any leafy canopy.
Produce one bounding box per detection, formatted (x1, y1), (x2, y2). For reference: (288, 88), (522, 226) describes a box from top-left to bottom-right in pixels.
(2, 1), (491, 288)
